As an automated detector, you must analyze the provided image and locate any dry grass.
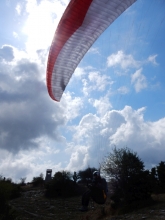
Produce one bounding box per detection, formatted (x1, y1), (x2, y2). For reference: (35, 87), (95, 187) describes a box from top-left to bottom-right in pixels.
(9, 186), (165, 220)
(9, 187), (111, 220)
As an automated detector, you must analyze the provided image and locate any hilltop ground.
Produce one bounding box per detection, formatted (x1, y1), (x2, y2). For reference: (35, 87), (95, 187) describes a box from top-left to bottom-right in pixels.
(9, 186), (165, 220)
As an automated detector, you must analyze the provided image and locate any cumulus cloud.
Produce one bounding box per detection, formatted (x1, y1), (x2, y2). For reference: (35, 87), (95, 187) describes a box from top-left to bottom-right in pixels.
(89, 96), (112, 116)
(131, 68), (147, 92)
(109, 106), (165, 165)
(1, 101), (165, 181)
(66, 106), (165, 171)
(0, 45), (14, 62)
(66, 146), (89, 171)
(0, 140), (62, 182)
(107, 50), (139, 69)
(82, 71), (113, 96)
(117, 86), (129, 94)
(107, 51), (159, 71)
(61, 92), (84, 121)
(0, 45), (79, 153)
(74, 67), (86, 78)
(0, 83), (65, 152)
(88, 72), (110, 91)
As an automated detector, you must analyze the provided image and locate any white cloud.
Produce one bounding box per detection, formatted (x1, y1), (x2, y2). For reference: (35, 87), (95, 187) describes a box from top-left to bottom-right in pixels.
(88, 71), (111, 91)
(82, 71), (113, 96)
(131, 68), (147, 92)
(74, 113), (100, 145)
(66, 105), (165, 172)
(147, 54), (158, 65)
(61, 92), (84, 122)
(66, 146), (89, 171)
(107, 50), (139, 69)
(88, 47), (100, 55)
(1, 100), (165, 181)
(117, 86), (129, 94)
(109, 106), (147, 146)
(74, 67), (86, 78)
(107, 51), (159, 72)
(0, 45), (14, 62)
(101, 110), (126, 135)
(0, 50), (68, 153)
(0, 139), (62, 182)
(2, 45), (47, 82)
(90, 96), (112, 116)
(16, 3), (21, 15)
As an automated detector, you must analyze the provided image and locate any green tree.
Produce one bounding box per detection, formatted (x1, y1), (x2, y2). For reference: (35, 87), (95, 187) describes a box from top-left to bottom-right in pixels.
(32, 173), (44, 187)
(149, 167), (159, 193)
(157, 161), (165, 192)
(45, 170), (77, 198)
(102, 147), (151, 204)
(54, 170), (71, 181)
(0, 176), (20, 219)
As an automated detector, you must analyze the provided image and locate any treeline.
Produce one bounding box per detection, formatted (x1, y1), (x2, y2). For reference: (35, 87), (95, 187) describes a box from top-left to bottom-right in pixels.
(31, 147), (165, 207)
(150, 161), (165, 193)
(30, 168), (98, 198)
(0, 147), (165, 218)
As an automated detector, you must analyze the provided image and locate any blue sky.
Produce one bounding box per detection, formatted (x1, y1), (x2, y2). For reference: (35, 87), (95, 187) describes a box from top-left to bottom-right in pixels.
(0, 0), (165, 182)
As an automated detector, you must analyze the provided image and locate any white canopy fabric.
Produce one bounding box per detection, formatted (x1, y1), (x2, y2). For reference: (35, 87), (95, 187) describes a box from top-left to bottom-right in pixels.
(46, 0), (136, 101)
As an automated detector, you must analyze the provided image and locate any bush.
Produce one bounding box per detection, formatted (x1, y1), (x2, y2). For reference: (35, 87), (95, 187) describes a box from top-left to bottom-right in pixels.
(45, 170), (80, 198)
(0, 180), (21, 201)
(157, 161), (165, 193)
(32, 173), (44, 187)
(0, 178), (20, 219)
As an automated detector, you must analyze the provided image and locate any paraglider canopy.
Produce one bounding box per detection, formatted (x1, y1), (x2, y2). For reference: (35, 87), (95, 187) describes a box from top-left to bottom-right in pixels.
(46, 0), (136, 101)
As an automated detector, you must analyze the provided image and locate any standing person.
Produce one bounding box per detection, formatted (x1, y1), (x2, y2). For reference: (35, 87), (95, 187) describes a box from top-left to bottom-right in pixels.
(79, 171), (108, 212)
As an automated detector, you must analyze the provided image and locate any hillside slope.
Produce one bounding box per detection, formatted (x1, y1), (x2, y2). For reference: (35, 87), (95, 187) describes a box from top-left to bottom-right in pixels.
(9, 187), (165, 220)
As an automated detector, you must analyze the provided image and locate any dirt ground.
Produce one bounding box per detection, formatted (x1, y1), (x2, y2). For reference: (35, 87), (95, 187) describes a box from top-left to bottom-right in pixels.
(9, 187), (165, 220)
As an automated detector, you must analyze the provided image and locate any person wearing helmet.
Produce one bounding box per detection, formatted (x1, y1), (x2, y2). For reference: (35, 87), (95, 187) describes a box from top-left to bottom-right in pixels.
(79, 171), (108, 212)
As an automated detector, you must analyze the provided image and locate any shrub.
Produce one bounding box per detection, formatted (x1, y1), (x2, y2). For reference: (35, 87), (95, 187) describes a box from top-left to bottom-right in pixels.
(32, 173), (44, 187)
(45, 170), (80, 198)
(0, 180), (21, 201)
(0, 178), (20, 219)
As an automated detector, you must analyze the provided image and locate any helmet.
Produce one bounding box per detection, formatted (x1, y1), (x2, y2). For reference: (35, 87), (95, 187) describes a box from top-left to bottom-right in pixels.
(93, 171), (100, 177)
